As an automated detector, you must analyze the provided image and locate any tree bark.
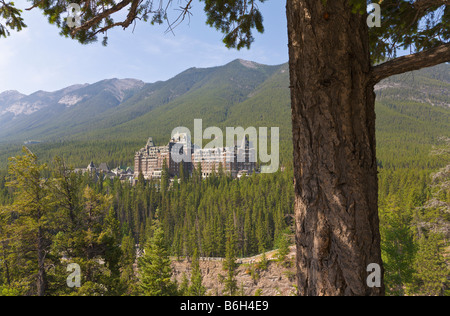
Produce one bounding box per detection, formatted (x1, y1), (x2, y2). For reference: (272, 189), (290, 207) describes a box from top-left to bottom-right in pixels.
(286, 0), (384, 295)
(371, 43), (450, 84)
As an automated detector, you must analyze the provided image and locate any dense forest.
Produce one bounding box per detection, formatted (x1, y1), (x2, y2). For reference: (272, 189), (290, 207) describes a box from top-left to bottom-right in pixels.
(0, 135), (448, 295)
(0, 148), (295, 296)
(377, 137), (449, 296)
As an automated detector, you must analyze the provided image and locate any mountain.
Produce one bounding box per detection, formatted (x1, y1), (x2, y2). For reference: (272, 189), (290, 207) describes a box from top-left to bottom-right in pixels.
(0, 90), (26, 110)
(0, 60), (285, 143)
(0, 79), (145, 141)
(80, 59), (288, 145)
(375, 64), (450, 108)
(0, 59), (448, 170)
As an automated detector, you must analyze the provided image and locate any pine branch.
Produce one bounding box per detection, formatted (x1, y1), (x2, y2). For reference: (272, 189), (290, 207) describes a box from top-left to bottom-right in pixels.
(370, 42), (450, 84)
(69, 0), (133, 36)
(25, 0), (45, 11)
(413, 0), (449, 11)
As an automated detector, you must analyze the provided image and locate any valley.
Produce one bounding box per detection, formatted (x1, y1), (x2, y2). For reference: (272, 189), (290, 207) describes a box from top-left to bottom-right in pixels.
(0, 60), (449, 296)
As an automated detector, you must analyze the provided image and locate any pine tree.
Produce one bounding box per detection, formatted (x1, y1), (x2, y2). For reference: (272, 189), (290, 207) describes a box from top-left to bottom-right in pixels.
(160, 159), (170, 196)
(6, 147), (53, 296)
(379, 196), (416, 295)
(221, 212), (238, 296)
(138, 217), (177, 296)
(409, 234), (449, 296)
(178, 272), (189, 296)
(137, 171), (145, 188)
(99, 208), (124, 295)
(277, 232), (291, 267)
(120, 233), (137, 292)
(259, 250), (269, 271)
(188, 248), (206, 296)
(179, 163), (186, 184)
(71, 185), (113, 290)
(243, 207), (254, 256)
(51, 156), (82, 227)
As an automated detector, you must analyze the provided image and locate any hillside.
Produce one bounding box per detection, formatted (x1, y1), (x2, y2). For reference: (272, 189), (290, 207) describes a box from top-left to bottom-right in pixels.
(0, 60), (448, 170)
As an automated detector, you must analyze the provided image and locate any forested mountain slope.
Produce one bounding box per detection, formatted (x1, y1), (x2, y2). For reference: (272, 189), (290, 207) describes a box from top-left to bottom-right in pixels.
(0, 61), (448, 170)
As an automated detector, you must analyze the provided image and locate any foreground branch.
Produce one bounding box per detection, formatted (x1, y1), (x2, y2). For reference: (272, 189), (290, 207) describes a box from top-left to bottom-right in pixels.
(371, 43), (450, 84)
(70, 0), (132, 36)
(413, 0), (449, 11)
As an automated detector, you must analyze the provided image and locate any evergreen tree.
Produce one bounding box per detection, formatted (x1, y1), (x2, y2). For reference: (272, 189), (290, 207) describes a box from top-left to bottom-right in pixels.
(138, 217), (177, 296)
(188, 248), (206, 296)
(259, 250), (269, 271)
(5, 147), (53, 296)
(409, 234), (449, 296)
(178, 272), (189, 296)
(160, 159), (170, 196)
(276, 232), (291, 267)
(120, 233), (137, 293)
(137, 171), (145, 188)
(99, 208), (124, 295)
(243, 207), (254, 256)
(51, 156), (82, 227)
(65, 185), (113, 294)
(379, 196), (416, 296)
(179, 163), (186, 184)
(221, 212), (238, 296)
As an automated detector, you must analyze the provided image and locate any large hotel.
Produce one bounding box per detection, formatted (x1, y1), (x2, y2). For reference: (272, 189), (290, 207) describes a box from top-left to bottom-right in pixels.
(134, 133), (257, 179)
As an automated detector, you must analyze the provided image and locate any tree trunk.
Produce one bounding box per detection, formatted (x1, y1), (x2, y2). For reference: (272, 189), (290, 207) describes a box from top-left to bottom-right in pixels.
(286, 0), (384, 295)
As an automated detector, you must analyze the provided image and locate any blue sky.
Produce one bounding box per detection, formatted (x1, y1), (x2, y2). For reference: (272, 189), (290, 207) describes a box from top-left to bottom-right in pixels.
(0, 0), (288, 95)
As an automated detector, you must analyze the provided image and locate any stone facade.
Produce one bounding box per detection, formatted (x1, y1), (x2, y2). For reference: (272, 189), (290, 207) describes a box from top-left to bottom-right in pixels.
(134, 133), (257, 180)
(134, 134), (192, 179)
(193, 137), (257, 178)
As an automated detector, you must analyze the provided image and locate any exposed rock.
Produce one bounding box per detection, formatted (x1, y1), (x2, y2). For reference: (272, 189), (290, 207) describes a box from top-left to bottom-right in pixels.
(171, 246), (297, 296)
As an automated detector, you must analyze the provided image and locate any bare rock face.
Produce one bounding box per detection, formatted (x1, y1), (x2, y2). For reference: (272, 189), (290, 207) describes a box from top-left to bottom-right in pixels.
(171, 246), (297, 296)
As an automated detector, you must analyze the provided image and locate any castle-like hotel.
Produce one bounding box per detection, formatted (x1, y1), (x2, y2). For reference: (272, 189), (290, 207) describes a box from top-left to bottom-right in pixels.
(134, 133), (257, 179)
